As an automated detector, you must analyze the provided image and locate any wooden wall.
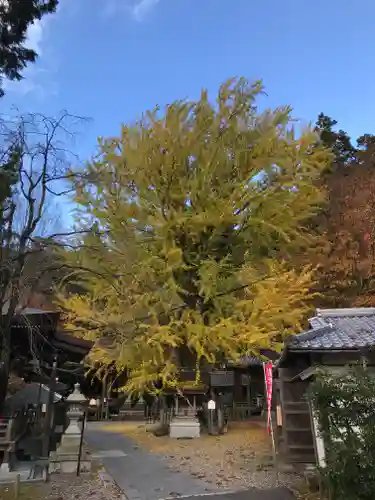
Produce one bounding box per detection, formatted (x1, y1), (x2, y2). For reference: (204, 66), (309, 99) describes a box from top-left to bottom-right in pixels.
(278, 363), (315, 465)
(279, 349), (375, 466)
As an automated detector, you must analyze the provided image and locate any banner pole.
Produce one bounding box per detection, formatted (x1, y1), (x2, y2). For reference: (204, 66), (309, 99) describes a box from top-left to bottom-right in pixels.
(263, 361), (278, 487)
(269, 410), (279, 486)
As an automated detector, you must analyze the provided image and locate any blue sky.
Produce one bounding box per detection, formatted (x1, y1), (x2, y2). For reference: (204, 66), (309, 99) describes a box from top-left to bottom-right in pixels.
(2, 0), (374, 199)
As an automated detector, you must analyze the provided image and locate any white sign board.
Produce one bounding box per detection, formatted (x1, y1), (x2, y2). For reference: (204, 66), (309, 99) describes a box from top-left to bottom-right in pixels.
(207, 399), (216, 410)
(311, 407), (326, 468)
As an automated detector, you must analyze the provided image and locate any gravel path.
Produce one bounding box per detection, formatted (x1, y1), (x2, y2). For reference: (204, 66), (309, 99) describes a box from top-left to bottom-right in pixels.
(85, 422), (220, 500)
(42, 472), (123, 499)
(85, 421), (300, 499)
(0, 470), (123, 500)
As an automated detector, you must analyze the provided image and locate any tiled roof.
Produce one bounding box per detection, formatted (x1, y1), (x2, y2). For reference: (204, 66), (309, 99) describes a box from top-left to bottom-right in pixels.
(237, 356), (263, 366)
(289, 308), (375, 350)
(229, 349), (279, 367)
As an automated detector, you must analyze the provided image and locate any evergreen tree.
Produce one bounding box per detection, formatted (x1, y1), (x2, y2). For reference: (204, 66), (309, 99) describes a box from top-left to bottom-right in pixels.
(0, 0), (58, 97)
(315, 113), (355, 164)
(0, 153), (17, 225)
(60, 78), (331, 393)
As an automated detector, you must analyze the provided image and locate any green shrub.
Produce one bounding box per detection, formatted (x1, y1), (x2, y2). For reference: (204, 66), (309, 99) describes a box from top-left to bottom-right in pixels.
(310, 366), (375, 500)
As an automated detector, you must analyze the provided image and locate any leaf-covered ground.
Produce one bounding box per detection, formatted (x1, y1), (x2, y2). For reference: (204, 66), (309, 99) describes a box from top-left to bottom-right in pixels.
(0, 469), (122, 500)
(102, 420), (300, 492)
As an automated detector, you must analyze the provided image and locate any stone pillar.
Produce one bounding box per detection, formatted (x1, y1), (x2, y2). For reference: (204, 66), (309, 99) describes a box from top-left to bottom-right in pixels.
(49, 383), (91, 474)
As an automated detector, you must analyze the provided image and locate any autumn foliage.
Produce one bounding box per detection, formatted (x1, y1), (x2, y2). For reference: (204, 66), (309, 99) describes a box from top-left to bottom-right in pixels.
(313, 115), (375, 307)
(59, 78), (331, 392)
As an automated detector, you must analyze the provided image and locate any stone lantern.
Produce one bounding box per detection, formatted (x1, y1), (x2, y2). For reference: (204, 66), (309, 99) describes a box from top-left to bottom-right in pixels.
(65, 383), (87, 438)
(49, 383), (91, 474)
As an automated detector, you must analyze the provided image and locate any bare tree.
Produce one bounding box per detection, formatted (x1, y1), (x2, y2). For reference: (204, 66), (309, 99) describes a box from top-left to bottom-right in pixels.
(0, 110), (88, 410)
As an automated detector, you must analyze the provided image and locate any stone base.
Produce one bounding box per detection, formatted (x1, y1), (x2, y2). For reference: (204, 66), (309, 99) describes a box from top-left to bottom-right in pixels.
(49, 451), (92, 475)
(169, 417), (200, 439)
(60, 434), (81, 448)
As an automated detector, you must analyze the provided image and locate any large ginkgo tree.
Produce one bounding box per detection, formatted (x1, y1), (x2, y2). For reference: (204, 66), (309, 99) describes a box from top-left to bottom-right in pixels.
(60, 78), (331, 393)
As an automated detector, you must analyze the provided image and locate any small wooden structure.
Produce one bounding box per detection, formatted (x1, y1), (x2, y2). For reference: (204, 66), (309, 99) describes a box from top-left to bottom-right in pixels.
(0, 308), (92, 473)
(227, 355), (270, 418)
(85, 339), (276, 425)
(278, 307), (375, 467)
(6, 308), (93, 386)
(0, 382), (69, 472)
(117, 395), (146, 421)
(0, 412), (28, 473)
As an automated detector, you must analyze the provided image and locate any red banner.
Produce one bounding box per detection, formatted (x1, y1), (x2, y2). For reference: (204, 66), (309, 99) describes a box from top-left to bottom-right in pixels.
(263, 361), (273, 434)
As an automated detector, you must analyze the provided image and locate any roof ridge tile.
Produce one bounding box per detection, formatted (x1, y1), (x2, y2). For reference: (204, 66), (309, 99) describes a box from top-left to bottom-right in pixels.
(317, 308), (375, 318)
(289, 325), (335, 346)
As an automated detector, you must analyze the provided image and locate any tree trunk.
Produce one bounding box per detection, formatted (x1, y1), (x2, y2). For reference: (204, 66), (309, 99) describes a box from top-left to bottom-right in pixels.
(217, 408), (224, 434)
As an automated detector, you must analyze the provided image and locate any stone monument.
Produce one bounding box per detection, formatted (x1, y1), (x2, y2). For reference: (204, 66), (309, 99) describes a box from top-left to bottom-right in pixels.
(169, 403), (200, 439)
(49, 383), (91, 474)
